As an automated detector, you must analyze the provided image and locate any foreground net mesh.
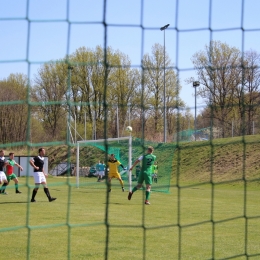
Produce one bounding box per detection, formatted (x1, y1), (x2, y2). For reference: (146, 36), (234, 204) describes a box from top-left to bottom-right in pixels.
(1, 0), (260, 259)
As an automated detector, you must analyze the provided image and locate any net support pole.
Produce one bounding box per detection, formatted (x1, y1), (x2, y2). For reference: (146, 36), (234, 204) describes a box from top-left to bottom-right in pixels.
(128, 134), (132, 191)
(76, 141), (80, 188)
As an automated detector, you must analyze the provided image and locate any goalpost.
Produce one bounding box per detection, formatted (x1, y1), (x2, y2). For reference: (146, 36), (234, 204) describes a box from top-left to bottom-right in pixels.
(76, 136), (132, 190)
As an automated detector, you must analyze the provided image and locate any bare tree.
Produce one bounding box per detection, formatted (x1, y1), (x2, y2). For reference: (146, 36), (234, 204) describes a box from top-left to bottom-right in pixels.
(0, 74), (28, 143)
(236, 50), (260, 135)
(189, 41), (243, 138)
(142, 43), (182, 138)
(69, 46), (140, 139)
(33, 62), (68, 140)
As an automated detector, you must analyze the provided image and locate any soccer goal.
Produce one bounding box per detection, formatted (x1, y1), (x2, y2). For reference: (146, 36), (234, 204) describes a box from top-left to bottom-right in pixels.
(76, 136), (132, 190)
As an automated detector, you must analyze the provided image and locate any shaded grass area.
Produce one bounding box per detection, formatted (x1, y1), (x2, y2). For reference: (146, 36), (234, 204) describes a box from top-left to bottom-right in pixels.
(0, 177), (259, 260)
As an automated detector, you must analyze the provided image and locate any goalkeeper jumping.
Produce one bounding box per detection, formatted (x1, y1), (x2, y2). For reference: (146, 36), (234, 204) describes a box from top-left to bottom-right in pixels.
(107, 154), (125, 192)
(128, 146), (156, 205)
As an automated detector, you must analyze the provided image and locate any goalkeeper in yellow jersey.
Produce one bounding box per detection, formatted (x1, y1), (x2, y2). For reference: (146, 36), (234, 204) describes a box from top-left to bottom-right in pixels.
(107, 154), (125, 192)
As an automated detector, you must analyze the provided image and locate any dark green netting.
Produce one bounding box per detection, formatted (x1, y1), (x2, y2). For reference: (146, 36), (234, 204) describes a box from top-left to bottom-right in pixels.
(1, 0), (260, 259)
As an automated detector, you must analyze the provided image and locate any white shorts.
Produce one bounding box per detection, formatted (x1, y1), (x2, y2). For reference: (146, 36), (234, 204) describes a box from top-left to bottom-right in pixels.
(0, 171), (7, 182)
(97, 171), (105, 176)
(33, 172), (46, 184)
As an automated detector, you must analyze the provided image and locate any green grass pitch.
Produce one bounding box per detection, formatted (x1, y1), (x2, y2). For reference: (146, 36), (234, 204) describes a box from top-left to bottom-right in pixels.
(0, 176), (259, 259)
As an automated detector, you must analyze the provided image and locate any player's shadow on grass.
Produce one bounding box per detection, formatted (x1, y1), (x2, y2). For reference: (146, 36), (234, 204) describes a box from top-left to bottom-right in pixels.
(103, 202), (125, 205)
(0, 201), (29, 204)
(76, 190), (93, 194)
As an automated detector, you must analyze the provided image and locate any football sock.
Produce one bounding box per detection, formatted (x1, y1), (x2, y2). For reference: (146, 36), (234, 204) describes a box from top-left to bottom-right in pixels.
(119, 179), (124, 187)
(44, 187), (51, 199)
(15, 183), (18, 191)
(31, 189), (37, 200)
(146, 191), (150, 201)
(132, 186), (138, 193)
(1, 183), (8, 193)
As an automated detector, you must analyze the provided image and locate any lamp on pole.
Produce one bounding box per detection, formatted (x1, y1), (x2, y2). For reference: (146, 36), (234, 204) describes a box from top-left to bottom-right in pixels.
(160, 23), (170, 143)
(193, 81), (200, 141)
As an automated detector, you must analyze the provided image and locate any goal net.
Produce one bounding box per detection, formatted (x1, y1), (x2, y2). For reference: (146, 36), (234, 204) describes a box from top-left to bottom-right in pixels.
(76, 136), (132, 190)
(76, 137), (172, 193)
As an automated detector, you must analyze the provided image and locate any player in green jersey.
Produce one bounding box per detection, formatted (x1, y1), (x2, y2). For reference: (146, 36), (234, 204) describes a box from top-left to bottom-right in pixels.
(1, 152), (23, 194)
(0, 150), (9, 194)
(135, 164), (141, 180)
(128, 146), (156, 205)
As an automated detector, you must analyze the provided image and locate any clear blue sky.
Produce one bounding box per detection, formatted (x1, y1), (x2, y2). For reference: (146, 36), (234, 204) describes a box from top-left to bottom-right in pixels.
(1, 0), (260, 113)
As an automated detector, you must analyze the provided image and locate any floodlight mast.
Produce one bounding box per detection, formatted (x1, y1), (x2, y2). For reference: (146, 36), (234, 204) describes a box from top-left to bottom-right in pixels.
(193, 81), (200, 141)
(160, 24), (170, 143)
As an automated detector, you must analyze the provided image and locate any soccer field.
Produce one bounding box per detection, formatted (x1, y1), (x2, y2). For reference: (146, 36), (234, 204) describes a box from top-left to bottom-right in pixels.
(0, 176), (259, 260)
